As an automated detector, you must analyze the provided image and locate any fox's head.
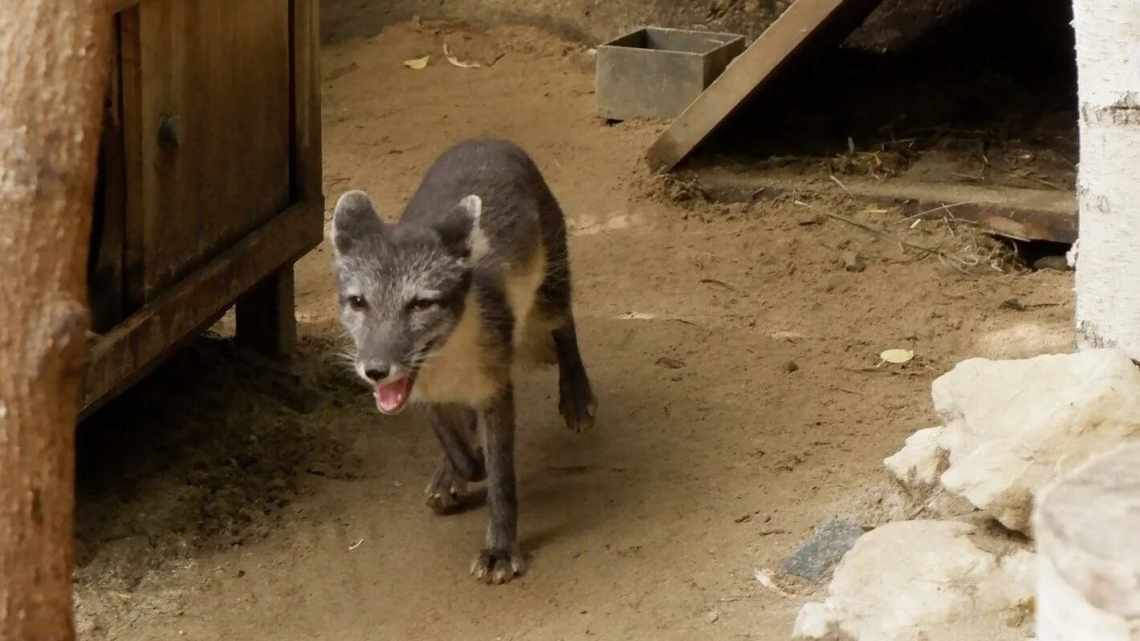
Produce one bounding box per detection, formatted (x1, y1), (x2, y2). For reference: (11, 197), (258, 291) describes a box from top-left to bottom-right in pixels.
(331, 190), (488, 415)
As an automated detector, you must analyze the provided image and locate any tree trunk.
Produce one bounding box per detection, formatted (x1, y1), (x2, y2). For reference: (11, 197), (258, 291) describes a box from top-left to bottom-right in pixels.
(0, 3), (110, 641)
(1072, 0), (1140, 357)
(1035, 444), (1140, 641)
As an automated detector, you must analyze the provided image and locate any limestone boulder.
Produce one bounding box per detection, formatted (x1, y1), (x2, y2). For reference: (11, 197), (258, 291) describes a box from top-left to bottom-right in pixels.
(792, 520), (1034, 641)
(889, 349), (1140, 533)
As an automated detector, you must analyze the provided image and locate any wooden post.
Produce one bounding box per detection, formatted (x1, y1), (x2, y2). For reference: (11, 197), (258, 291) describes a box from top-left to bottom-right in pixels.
(1034, 444), (1140, 641)
(236, 267), (298, 357)
(0, 3), (110, 641)
(1072, 0), (1140, 357)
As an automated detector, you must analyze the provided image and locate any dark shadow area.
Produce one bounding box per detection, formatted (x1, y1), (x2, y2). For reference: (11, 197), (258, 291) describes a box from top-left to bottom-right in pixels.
(694, 0), (1077, 191)
(74, 335), (363, 591)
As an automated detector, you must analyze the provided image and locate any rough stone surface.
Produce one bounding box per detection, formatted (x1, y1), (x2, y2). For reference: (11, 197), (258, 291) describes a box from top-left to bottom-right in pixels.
(782, 518), (865, 581)
(883, 426), (945, 493)
(792, 520), (1035, 641)
(929, 349), (1140, 533)
(1035, 443), (1140, 640)
(883, 426), (976, 519)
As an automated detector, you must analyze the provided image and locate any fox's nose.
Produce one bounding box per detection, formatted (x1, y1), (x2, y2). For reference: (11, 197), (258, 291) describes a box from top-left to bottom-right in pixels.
(364, 365), (390, 382)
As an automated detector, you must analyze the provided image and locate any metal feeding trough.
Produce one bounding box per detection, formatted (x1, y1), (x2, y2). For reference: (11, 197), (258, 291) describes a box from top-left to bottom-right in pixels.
(596, 27), (745, 121)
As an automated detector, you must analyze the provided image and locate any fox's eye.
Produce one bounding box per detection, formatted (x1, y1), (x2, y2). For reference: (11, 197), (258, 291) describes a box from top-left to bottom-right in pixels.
(346, 295), (367, 310)
(406, 298), (438, 313)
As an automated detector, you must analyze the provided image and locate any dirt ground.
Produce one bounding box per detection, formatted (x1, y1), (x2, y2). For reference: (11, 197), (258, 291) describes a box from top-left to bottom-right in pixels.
(73, 17), (1076, 641)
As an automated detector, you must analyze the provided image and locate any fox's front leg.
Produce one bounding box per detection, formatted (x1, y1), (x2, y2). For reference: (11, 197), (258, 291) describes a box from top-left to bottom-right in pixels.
(426, 404), (484, 515)
(470, 386), (525, 584)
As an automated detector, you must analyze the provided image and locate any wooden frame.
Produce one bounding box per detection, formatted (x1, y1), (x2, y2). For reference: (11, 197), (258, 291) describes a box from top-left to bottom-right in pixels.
(82, 0), (323, 418)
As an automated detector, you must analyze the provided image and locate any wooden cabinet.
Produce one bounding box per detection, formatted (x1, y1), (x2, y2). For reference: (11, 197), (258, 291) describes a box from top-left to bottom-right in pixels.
(84, 0), (322, 416)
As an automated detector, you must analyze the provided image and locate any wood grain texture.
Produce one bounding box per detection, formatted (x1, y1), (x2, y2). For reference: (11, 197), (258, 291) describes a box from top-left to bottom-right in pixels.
(89, 48), (128, 332)
(83, 0), (324, 413)
(0, 3), (110, 640)
(292, 0), (323, 203)
(135, 0), (292, 300)
(118, 6), (146, 312)
(83, 200), (319, 417)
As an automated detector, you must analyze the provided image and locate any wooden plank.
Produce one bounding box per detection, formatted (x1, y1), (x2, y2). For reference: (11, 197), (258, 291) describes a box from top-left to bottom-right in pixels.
(81, 200), (323, 418)
(119, 5), (145, 312)
(645, 0), (886, 173)
(89, 16), (128, 332)
(222, 0), (321, 360)
(291, 0), (323, 203)
(694, 167), (1078, 244)
(137, 0), (293, 301)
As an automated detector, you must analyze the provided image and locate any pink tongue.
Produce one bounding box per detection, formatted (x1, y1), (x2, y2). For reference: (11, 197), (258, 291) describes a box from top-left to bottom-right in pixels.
(376, 377), (411, 414)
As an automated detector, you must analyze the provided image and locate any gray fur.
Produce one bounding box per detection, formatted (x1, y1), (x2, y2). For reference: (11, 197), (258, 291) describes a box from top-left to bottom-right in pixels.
(331, 139), (597, 584)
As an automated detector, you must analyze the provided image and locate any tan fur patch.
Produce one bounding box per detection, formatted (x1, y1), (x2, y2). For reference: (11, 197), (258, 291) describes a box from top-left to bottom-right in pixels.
(413, 243), (555, 406)
(504, 244), (559, 367)
(412, 291), (506, 407)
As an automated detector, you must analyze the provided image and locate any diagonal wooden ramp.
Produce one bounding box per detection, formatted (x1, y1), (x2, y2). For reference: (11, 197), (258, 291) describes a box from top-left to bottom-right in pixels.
(645, 0), (887, 173)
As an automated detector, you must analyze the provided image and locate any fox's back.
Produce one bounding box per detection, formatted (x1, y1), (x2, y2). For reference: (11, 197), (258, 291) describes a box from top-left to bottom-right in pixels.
(401, 139), (565, 272)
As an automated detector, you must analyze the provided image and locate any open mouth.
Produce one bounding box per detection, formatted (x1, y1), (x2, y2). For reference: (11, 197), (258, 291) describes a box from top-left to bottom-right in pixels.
(374, 373), (416, 415)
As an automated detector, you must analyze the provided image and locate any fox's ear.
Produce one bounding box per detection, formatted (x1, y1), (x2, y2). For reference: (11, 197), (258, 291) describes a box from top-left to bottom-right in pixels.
(332, 190), (387, 256)
(435, 194), (490, 265)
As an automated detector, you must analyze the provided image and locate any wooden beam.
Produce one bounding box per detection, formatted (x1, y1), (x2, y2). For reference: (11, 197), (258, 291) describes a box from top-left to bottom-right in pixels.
(109, 0), (138, 13)
(118, 5), (145, 311)
(645, 0), (886, 173)
(0, 3), (110, 641)
(291, 0), (323, 203)
(694, 168), (1078, 244)
(81, 199), (322, 418)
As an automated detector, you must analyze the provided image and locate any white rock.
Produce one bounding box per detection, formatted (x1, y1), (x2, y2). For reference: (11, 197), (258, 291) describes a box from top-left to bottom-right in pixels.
(930, 349), (1140, 533)
(793, 602), (833, 639)
(792, 520), (1034, 641)
(883, 426), (945, 492)
(1035, 443), (1140, 640)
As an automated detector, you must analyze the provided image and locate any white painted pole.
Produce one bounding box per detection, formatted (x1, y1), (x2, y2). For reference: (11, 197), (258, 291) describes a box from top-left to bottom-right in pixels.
(1034, 444), (1140, 641)
(1072, 1), (1140, 357)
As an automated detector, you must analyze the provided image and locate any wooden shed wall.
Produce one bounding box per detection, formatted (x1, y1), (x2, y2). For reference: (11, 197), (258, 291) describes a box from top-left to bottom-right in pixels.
(84, 0), (323, 416)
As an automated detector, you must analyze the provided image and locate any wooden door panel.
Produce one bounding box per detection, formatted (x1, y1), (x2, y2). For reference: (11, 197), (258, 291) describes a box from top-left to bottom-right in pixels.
(128, 0), (292, 301)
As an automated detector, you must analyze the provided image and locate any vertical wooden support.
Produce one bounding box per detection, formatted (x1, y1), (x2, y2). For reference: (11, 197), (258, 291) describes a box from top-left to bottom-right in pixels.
(0, 2), (110, 640)
(291, 0), (323, 205)
(234, 0), (322, 358)
(89, 14), (129, 333)
(1071, 0), (1140, 357)
(1035, 444), (1140, 641)
(236, 268), (298, 356)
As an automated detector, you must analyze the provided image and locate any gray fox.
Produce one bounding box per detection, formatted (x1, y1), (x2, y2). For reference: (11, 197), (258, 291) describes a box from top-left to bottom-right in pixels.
(331, 139), (597, 584)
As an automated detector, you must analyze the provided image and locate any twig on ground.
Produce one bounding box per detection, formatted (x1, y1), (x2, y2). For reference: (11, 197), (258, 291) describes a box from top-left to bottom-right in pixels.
(829, 174), (853, 197)
(897, 201), (977, 224)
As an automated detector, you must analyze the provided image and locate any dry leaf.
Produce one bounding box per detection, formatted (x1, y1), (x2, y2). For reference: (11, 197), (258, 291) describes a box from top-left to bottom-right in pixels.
(443, 42), (481, 69)
(880, 348), (915, 364)
(402, 55), (430, 70)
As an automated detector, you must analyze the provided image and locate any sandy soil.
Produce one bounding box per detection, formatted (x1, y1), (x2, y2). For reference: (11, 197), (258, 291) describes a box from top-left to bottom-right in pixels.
(74, 18), (1075, 641)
